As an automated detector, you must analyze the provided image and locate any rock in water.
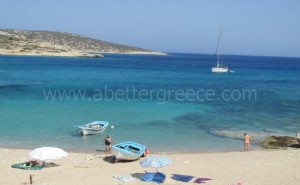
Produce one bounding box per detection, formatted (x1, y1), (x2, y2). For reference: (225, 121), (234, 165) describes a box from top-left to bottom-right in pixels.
(93, 54), (104, 58)
(261, 136), (300, 149)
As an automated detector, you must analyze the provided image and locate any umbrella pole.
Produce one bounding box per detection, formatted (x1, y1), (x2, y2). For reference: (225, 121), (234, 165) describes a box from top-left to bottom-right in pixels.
(30, 174), (33, 184)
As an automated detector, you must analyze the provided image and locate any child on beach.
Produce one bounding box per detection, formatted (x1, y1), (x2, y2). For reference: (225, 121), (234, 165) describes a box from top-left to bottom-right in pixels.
(244, 133), (251, 152)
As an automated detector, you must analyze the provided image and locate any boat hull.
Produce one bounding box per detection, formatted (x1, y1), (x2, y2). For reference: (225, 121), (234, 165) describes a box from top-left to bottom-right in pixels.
(112, 150), (141, 162)
(112, 141), (146, 163)
(212, 67), (229, 73)
(79, 128), (103, 135)
(78, 121), (109, 136)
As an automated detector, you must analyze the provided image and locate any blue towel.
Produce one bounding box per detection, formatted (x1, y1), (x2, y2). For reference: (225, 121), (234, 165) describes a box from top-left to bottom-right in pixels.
(153, 172), (166, 183)
(171, 174), (194, 182)
(142, 172), (155, 181)
(142, 172), (166, 183)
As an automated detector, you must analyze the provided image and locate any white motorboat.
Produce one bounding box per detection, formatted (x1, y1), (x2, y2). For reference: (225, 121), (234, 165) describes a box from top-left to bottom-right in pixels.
(78, 121), (109, 135)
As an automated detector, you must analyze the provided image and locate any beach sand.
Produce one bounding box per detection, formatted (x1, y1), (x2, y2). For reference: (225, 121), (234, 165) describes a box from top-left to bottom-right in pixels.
(1, 148), (299, 185)
(0, 49), (166, 57)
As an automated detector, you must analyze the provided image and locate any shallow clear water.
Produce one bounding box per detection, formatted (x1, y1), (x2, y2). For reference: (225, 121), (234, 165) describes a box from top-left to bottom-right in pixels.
(0, 54), (299, 152)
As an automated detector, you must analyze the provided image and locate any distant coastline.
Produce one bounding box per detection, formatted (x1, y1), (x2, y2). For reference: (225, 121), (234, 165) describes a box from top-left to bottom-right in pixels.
(0, 29), (166, 58)
(0, 50), (167, 58)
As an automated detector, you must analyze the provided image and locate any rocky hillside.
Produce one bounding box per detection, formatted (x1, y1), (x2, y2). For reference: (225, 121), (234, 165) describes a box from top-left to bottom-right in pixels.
(0, 29), (164, 57)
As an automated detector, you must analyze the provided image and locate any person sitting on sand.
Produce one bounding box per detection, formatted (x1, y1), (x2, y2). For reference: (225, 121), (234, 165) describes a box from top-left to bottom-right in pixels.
(25, 160), (39, 167)
(142, 149), (150, 157)
(104, 135), (112, 152)
(244, 133), (252, 152)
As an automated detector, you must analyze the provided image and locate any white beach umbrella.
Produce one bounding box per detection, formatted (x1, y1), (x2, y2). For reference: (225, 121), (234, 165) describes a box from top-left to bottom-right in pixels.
(140, 156), (172, 170)
(29, 147), (68, 161)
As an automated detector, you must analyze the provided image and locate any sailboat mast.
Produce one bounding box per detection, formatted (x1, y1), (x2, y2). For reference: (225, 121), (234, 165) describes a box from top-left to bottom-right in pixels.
(211, 26), (229, 73)
(215, 28), (223, 68)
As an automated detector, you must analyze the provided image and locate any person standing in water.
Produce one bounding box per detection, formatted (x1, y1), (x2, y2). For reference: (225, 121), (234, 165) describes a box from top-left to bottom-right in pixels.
(104, 135), (112, 152)
(244, 133), (252, 152)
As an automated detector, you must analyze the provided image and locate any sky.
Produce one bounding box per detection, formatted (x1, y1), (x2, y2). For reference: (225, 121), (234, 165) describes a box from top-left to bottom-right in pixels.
(0, 0), (300, 57)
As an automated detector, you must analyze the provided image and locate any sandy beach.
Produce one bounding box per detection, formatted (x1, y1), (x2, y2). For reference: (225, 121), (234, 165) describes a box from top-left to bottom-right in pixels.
(0, 49), (166, 58)
(1, 148), (299, 185)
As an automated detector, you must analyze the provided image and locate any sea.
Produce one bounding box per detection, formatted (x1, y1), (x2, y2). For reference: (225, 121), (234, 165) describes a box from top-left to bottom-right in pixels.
(0, 53), (299, 153)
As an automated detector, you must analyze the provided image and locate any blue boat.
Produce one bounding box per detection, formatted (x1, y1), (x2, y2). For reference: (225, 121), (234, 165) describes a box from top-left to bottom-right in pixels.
(112, 141), (146, 163)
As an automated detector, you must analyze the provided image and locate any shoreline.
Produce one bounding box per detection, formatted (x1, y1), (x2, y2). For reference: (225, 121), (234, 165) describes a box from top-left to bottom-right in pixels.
(0, 144), (274, 155)
(0, 141), (262, 155)
(0, 51), (167, 58)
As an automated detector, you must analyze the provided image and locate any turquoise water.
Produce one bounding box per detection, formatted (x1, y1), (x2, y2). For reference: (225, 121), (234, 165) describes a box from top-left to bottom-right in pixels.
(0, 54), (299, 152)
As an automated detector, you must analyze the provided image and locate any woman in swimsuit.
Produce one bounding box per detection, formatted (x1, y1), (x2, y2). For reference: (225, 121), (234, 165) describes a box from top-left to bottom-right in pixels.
(104, 135), (112, 152)
(244, 133), (252, 152)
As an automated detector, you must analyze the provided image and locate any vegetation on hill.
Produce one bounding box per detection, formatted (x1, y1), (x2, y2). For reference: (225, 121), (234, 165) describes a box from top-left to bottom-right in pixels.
(0, 29), (163, 57)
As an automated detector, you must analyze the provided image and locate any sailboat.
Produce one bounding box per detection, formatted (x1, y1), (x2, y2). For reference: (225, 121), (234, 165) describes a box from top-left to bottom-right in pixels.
(211, 28), (229, 73)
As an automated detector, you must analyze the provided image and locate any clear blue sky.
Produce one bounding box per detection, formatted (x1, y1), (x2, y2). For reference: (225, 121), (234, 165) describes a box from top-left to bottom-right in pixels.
(1, 0), (300, 57)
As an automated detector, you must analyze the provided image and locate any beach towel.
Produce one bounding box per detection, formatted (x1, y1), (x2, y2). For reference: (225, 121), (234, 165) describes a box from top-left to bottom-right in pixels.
(141, 172), (155, 181)
(193, 177), (212, 183)
(113, 175), (136, 183)
(171, 174), (194, 182)
(11, 163), (43, 170)
(141, 172), (166, 184)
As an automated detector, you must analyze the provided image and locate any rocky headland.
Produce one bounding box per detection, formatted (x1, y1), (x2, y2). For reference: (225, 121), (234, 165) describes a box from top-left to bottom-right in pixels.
(0, 29), (166, 58)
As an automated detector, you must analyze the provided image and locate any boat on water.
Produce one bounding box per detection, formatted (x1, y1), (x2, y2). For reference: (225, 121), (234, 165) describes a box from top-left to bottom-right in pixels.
(112, 141), (146, 163)
(78, 121), (109, 135)
(212, 28), (229, 73)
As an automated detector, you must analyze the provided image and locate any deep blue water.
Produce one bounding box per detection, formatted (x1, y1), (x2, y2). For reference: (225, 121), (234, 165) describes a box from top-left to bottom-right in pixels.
(0, 53), (299, 152)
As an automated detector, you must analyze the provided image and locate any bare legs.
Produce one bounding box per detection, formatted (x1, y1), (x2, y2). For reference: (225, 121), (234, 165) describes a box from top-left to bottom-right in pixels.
(244, 142), (250, 152)
(105, 145), (111, 152)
